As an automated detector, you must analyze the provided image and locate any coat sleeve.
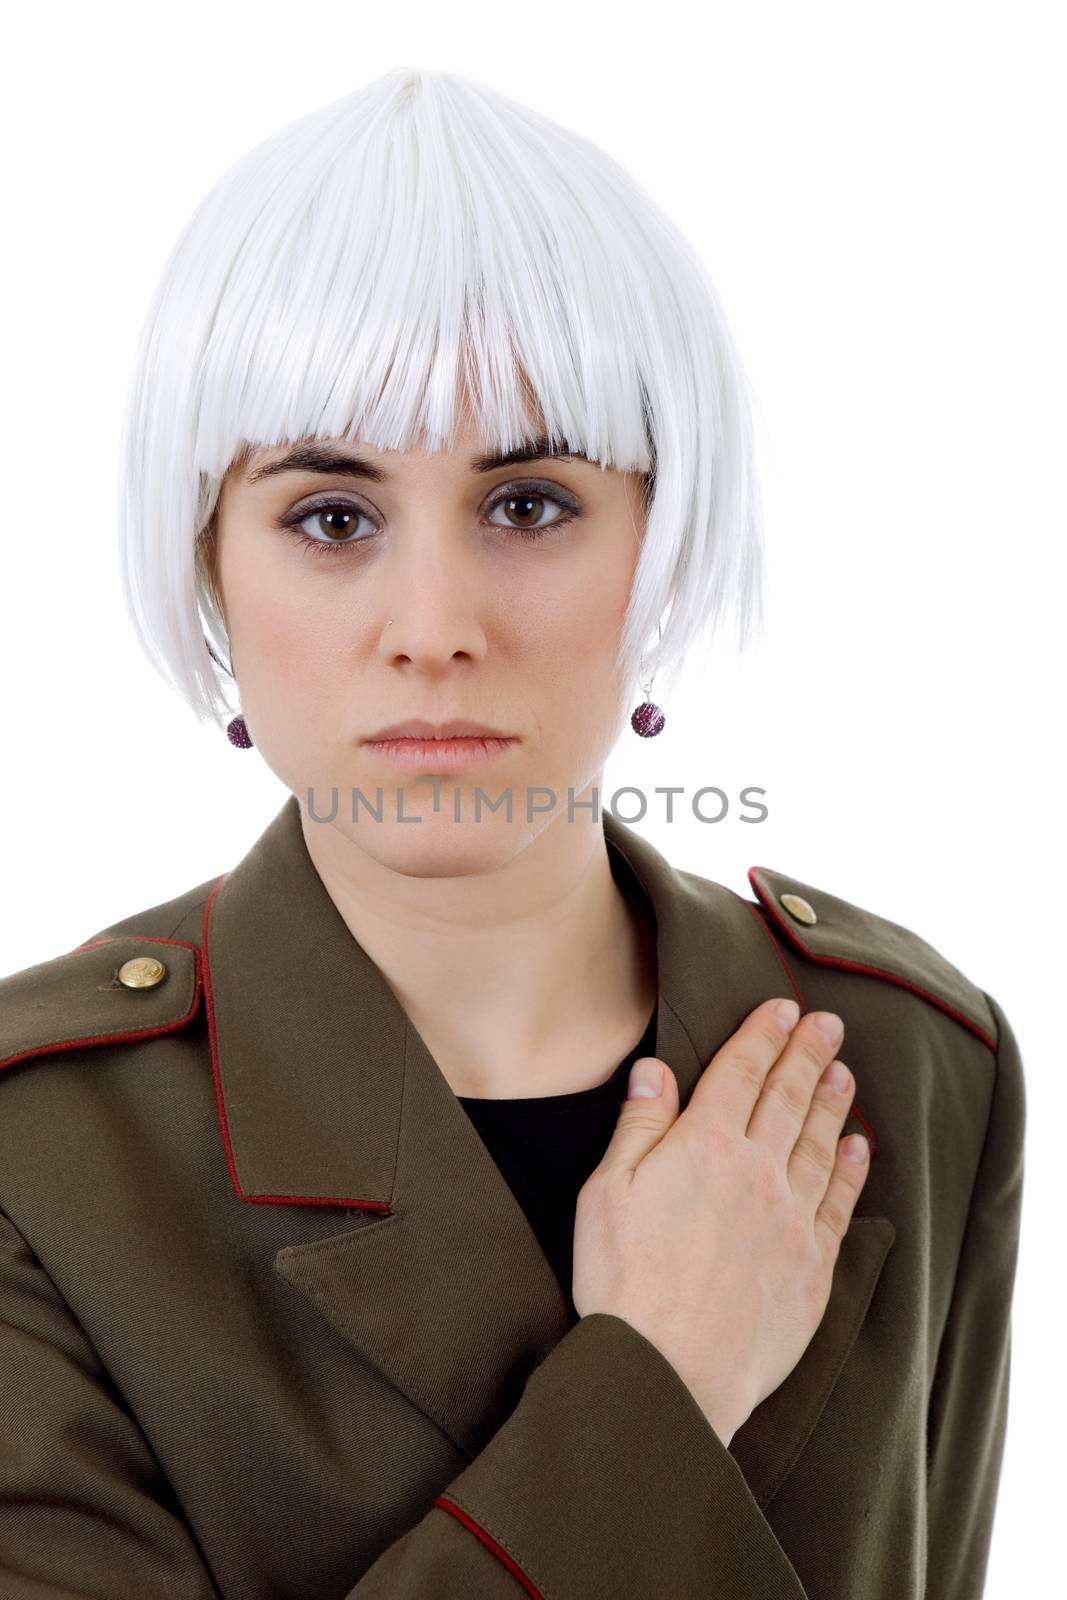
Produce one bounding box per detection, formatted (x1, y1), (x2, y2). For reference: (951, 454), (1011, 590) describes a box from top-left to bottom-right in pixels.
(0, 1207), (809, 1599)
(924, 990), (1027, 1596)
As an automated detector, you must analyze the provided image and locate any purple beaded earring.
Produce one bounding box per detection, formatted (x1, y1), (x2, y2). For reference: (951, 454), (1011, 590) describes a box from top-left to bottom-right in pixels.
(630, 674), (666, 738)
(631, 624), (666, 737)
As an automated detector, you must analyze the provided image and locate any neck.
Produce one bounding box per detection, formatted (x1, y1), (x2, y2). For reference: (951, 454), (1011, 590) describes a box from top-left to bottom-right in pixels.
(297, 802), (658, 1098)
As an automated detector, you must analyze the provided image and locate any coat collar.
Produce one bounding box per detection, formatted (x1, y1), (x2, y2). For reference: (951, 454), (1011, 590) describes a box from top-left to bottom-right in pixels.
(200, 796), (894, 1503)
(202, 795), (758, 1210)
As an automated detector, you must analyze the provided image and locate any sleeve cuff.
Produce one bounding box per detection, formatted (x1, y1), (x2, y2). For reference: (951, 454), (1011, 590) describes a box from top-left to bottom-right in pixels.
(435, 1311), (807, 1598)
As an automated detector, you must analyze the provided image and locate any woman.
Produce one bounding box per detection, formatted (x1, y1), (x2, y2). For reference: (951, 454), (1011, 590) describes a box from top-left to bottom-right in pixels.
(0, 67), (1023, 1599)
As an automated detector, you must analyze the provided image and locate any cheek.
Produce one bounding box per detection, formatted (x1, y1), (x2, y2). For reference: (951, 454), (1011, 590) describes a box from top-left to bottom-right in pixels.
(220, 562), (365, 784)
(534, 559), (634, 682)
(226, 552), (356, 686)
(516, 577), (634, 757)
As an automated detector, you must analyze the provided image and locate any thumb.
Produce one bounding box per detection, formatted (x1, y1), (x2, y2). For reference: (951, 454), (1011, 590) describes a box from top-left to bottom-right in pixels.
(601, 1057), (679, 1177)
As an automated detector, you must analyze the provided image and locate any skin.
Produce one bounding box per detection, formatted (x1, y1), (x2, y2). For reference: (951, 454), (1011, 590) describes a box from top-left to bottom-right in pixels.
(210, 401), (658, 1097)
(579, 997), (870, 1443)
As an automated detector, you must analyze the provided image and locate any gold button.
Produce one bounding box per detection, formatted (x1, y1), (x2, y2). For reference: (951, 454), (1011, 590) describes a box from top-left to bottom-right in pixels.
(780, 892), (817, 927)
(117, 956), (167, 989)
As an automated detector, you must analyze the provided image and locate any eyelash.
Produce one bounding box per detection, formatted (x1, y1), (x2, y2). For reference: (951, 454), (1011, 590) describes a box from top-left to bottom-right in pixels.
(275, 482), (580, 559)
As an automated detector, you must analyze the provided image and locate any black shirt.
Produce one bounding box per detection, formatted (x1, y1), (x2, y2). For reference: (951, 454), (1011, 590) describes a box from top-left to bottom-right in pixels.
(456, 1006), (658, 1317)
(456, 855), (658, 1318)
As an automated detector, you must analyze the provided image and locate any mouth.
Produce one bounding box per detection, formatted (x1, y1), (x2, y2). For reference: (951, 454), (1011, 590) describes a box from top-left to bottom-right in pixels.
(364, 719), (514, 742)
(361, 733), (518, 772)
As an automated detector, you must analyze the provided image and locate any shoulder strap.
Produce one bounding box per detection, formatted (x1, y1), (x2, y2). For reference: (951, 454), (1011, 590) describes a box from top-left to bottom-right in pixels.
(748, 865), (998, 1053)
(0, 935), (202, 1076)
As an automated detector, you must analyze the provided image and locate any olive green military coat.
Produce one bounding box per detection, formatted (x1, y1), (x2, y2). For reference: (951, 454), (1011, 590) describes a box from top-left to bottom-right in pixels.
(0, 797), (1025, 1598)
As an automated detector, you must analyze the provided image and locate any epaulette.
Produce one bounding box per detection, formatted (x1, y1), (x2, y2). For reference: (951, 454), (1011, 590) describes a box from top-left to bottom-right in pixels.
(747, 865), (998, 1054)
(0, 935), (203, 1076)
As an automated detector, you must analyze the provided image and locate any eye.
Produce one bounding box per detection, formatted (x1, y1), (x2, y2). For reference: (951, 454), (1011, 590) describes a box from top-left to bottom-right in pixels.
(277, 500), (376, 557)
(484, 482), (579, 541)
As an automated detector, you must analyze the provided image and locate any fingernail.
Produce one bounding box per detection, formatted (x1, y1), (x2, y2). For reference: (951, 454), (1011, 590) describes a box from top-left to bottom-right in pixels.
(627, 1058), (663, 1099)
(775, 998), (800, 1029)
(820, 1059), (849, 1092)
(814, 1012), (844, 1047)
(843, 1134), (869, 1163)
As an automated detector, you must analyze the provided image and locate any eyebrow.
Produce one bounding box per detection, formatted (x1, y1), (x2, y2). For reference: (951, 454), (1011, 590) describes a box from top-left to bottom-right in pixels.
(244, 435), (590, 486)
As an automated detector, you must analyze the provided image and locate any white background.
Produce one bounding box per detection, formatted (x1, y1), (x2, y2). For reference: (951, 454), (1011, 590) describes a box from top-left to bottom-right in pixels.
(1, 2), (1062, 1590)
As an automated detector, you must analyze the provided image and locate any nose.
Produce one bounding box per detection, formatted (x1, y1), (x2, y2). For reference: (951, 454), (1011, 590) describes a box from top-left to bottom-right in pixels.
(374, 525), (489, 675)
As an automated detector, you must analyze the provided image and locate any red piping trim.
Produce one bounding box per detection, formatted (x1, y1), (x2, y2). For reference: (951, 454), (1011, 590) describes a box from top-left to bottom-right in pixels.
(433, 1496), (545, 1598)
(0, 937), (203, 1073)
(747, 901), (879, 1160)
(200, 876), (391, 1213)
(748, 868), (997, 1055)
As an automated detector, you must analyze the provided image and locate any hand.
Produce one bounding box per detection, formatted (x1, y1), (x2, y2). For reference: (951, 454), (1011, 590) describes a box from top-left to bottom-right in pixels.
(571, 997), (871, 1445)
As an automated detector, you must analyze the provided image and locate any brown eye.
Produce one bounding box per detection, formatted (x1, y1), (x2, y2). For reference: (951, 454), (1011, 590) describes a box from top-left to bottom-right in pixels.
(485, 483), (578, 541)
(499, 493), (553, 529)
(298, 505), (371, 544)
(275, 498), (376, 558)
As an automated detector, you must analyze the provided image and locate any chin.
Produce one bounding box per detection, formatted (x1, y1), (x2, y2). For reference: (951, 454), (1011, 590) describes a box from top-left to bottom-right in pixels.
(340, 812), (536, 878)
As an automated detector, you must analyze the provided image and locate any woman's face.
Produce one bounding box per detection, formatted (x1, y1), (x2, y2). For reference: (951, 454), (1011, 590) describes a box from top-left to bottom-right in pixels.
(213, 409), (649, 873)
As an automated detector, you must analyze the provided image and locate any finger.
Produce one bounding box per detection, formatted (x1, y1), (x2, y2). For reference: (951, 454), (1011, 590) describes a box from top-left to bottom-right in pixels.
(745, 1011), (844, 1160)
(685, 997), (801, 1137)
(784, 1056), (855, 1201)
(597, 1058), (680, 1178)
(814, 1134), (871, 1249)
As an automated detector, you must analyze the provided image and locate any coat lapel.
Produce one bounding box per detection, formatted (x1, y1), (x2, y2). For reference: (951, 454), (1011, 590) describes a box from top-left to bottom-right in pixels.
(201, 797), (894, 1504)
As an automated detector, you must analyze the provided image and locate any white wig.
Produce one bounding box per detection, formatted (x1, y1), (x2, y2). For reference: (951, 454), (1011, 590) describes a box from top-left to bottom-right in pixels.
(117, 66), (764, 725)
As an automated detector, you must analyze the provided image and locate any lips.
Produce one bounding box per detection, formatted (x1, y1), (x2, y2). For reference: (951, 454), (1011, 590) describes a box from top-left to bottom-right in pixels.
(364, 719), (513, 742)
(361, 729), (517, 772)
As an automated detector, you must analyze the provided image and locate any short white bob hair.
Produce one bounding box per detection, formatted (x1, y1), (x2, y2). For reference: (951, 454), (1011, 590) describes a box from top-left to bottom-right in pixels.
(118, 65), (764, 726)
